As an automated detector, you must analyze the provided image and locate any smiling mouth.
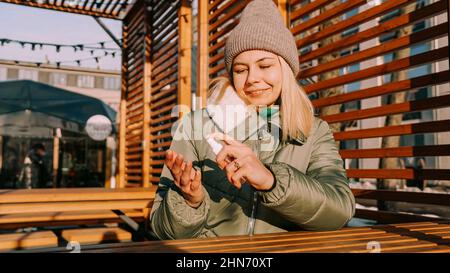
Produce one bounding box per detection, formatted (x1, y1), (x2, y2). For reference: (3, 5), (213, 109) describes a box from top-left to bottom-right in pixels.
(244, 88), (270, 96)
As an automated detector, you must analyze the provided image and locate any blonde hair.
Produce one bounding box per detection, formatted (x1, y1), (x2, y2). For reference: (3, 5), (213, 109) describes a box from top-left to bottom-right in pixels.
(278, 56), (314, 142)
(207, 57), (314, 142)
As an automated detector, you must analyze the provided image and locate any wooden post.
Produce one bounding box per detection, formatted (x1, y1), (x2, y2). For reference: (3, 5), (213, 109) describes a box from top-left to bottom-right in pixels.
(277, 0), (289, 27)
(142, 5), (152, 188)
(197, 0), (209, 109)
(178, 0), (193, 115)
(52, 129), (60, 188)
(0, 136), (3, 173)
(117, 24), (128, 188)
(104, 137), (113, 188)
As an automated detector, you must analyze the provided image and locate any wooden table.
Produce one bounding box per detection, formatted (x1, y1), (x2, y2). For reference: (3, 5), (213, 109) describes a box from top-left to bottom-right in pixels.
(28, 221), (450, 253)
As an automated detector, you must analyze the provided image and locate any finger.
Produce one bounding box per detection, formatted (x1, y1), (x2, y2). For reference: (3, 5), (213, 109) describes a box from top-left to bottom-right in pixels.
(165, 150), (177, 170)
(216, 146), (243, 169)
(190, 167), (196, 181)
(190, 170), (201, 191)
(224, 160), (239, 182)
(180, 161), (192, 187)
(228, 159), (242, 172)
(231, 167), (247, 189)
(171, 154), (184, 180)
(208, 133), (244, 147)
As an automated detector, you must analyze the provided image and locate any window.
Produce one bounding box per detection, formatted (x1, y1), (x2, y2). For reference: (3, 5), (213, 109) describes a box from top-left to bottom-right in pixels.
(50, 72), (67, 86)
(0, 67), (6, 81)
(18, 69), (38, 81)
(77, 75), (94, 88)
(104, 76), (120, 90)
(7, 68), (18, 80)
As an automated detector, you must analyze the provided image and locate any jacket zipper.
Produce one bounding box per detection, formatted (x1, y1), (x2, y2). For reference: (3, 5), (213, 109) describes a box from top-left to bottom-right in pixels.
(247, 190), (258, 236)
(247, 131), (264, 236)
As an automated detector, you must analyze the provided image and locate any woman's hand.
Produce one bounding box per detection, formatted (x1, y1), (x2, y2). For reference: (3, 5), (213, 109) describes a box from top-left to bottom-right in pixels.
(210, 133), (275, 191)
(164, 150), (204, 208)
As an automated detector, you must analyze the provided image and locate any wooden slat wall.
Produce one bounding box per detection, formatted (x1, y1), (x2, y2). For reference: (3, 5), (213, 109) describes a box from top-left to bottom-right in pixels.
(118, 0), (148, 188)
(198, 0), (450, 222)
(207, 0), (253, 79)
(118, 0), (192, 187)
(119, 0), (449, 208)
(290, 0), (450, 181)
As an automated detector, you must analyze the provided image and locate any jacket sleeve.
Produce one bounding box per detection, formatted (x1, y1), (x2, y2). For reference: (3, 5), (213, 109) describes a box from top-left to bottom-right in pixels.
(149, 112), (211, 240)
(258, 119), (355, 231)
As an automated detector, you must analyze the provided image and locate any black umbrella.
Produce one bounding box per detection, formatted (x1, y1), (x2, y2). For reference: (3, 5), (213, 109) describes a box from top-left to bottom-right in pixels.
(0, 80), (116, 138)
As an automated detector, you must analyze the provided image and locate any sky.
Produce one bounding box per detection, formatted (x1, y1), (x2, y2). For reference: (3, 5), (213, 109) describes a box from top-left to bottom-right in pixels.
(0, 2), (122, 71)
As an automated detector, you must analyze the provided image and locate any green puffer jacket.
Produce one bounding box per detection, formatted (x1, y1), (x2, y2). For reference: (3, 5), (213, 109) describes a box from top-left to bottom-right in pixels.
(149, 108), (355, 239)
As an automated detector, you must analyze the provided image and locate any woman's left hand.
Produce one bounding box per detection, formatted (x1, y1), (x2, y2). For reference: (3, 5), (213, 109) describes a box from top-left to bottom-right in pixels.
(210, 133), (275, 191)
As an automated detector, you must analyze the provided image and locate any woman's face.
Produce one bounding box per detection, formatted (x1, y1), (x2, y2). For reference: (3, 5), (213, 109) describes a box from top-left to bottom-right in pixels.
(232, 50), (282, 107)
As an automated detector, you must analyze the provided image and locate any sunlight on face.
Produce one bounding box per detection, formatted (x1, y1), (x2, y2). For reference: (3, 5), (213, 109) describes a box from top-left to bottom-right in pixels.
(232, 50), (282, 107)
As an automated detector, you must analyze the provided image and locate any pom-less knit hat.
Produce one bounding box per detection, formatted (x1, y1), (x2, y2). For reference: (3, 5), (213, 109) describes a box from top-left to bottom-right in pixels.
(224, 0), (300, 77)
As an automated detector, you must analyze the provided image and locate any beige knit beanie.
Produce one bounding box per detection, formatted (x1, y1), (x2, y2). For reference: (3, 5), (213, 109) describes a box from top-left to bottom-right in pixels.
(224, 0), (300, 77)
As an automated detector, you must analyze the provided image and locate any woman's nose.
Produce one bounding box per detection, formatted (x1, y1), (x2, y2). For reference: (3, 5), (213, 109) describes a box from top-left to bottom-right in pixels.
(246, 68), (262, 84)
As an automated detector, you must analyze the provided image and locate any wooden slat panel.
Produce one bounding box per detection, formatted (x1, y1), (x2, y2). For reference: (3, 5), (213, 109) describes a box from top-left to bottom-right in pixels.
(314, 71), (450, 109)
(334, 119), (450, 141)
(208, 0), (248, 33)
(304, 46), (448, 93)
(355, 209), (447, 224)
(340, 145), (450, 158)
(346, 169), (450, 180)
(352, 189), (450, 206)
(290, 0), (333, 21)
(291, 0), (367, 36)
(298, 0), (446, 61)
(322, 94), (450, 124)
(301, 23), (448, 78)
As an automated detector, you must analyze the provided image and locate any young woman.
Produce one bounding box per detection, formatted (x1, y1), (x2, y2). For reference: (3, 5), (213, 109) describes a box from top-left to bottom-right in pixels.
(149, 0), (355, 239)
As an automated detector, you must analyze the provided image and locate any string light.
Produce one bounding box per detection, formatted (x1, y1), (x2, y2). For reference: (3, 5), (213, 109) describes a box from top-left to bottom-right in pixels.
(7, 54), (109, 69)
(0, 38), (121, 52)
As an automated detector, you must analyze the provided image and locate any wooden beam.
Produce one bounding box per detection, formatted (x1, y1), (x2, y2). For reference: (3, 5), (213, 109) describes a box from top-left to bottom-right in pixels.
(277, 0), (289, 27)
(52, 131), (60, 188)
(178, 0), (192, 115)
(0, 136), (3, 174)
(118, 27), (128, 188)
(0, 0), (124, 19)
(142, 5), (151, 188)
(197, 0), (209, 109)
(104, 136), (114, 188)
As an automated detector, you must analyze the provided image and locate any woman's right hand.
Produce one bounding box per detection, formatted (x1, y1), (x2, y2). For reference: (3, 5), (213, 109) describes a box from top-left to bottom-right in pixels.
(164, 150), (204, 208)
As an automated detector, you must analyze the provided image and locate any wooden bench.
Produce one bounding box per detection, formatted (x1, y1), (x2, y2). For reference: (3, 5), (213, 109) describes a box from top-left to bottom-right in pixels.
(351, 189), (450, 224)
(61, 227), (132, 245)
(0, 187), (156, 251)
(0, 231), (58, 252)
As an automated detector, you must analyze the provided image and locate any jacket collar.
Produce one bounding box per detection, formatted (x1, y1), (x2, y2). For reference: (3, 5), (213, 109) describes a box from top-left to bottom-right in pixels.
(258, 106), (308, 145)
(205, 86), (308, 144)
